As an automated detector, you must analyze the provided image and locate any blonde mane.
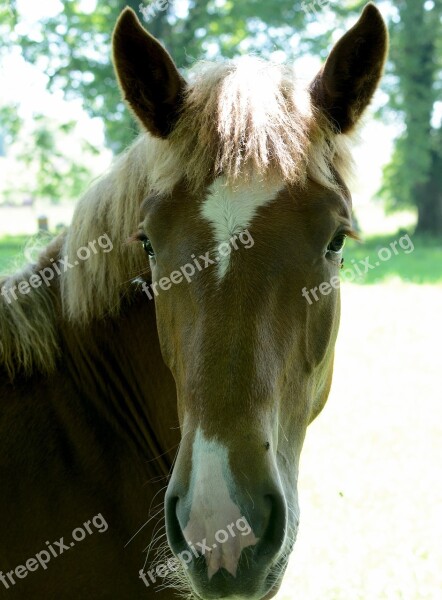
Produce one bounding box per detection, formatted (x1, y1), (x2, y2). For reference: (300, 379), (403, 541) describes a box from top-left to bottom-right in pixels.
(0, 57), (354, 380)
(170, 57), (354, 192)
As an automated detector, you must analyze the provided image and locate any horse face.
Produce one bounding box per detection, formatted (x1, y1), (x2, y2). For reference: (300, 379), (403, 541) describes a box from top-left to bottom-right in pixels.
(113, 5), (387, 598)
(139, 176), (351, 597)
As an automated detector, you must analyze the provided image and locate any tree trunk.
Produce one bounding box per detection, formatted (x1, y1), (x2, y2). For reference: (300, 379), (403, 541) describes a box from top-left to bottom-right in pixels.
(415, 149), (442, 236)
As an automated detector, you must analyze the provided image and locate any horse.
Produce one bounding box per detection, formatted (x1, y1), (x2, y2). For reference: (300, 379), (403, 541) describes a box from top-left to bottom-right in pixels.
(0, 4), (387, 599)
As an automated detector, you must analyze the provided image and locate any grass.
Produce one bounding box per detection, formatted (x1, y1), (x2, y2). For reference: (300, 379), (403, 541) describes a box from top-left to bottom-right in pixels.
(345, 232), (442, 284)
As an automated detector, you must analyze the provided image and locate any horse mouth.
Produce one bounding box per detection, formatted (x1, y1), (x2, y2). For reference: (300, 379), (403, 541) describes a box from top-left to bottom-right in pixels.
(188, 556), (288, 600)
(261, 557), (289, 599)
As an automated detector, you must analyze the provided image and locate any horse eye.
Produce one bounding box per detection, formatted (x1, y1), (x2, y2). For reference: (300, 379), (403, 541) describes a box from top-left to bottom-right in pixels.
(327, 233), (347, 255)
(142, 238), (155, 258)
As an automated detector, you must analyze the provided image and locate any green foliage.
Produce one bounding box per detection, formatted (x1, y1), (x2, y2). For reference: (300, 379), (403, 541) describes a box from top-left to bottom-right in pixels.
(0, 0), (18, 41)
(0, 104), (22, 144)
(16, 0), (308, 153)
(20, 118), (83, 202)
(1, 114), (101, 204)
(380, 0), (442, 227)
(7, 0), (442, 231)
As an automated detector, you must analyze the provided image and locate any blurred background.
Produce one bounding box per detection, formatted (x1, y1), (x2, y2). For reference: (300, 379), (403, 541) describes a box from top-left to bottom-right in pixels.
(0, 1), (441, 599)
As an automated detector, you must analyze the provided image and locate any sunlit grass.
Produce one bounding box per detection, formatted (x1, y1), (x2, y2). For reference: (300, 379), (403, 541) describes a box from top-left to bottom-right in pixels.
(278, 283), (442, 600)
(345, 233), (442, 284)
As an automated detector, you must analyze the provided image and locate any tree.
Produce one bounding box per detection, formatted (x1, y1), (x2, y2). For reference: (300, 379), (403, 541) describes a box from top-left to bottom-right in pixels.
(12, 0), (441, 234)
(0, 113), (102, 205)
(0, 105), (22, 148)
(381, 0), (442, 235)
(0, 0), (17, 41)
(17, 0), (307, 153)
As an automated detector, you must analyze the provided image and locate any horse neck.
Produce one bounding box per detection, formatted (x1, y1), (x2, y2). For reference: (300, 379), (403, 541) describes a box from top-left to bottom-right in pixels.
(60, 288), (179, 471)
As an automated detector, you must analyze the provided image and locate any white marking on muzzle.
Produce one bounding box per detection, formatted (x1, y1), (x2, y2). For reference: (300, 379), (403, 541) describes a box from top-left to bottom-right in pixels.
(201, 177), (282, 279)
(183, 428), (259, 579)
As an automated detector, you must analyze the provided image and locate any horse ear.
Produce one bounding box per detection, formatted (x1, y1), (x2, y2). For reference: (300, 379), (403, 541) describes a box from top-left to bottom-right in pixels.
(309, 3), (388, 133)
(112, 7), (186, 138)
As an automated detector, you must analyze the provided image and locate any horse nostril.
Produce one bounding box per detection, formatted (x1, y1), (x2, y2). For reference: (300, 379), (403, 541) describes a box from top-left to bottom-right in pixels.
(256, 493), (287, 557)
(165, 495), (187, 555)
(165, 486), (288, 585)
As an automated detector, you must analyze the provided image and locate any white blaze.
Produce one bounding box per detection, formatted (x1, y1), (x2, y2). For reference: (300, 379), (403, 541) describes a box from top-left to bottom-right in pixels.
(183, 428), (259, 579)
(201, 177), (282, 278)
